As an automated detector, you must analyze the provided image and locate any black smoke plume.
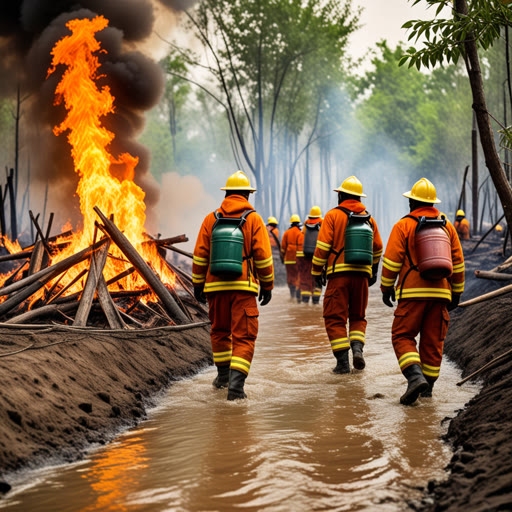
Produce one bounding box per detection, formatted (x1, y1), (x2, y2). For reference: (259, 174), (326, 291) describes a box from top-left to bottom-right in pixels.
(0, 0), (194, 229)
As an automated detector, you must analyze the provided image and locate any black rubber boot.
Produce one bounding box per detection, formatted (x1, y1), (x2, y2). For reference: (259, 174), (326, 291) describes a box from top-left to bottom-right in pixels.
(289, 286), (296, 298)
(400, 364), (429, 405)
(227, 369), (248, 400)
(333, 349), (350, 374)
(212, 365), (230, 389)
(351, 341), (365, 370)
(301, 295), (310, 304)
(312, 297), (320, 305)
(420, 377), (436, 398)
(296, 289), (301, 303)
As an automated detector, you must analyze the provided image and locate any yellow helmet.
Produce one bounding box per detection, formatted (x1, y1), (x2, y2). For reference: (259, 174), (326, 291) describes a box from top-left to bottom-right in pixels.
(403, 178), (441, 204)
(267, 216), (278, 225)
(456, 209), (465, 217)
(290, 214), (301, 224)
(220, 170), (256, 192)
(309, 206), (322, 218)
(333, 176), (367, 198)
(496, 224), (504, 232)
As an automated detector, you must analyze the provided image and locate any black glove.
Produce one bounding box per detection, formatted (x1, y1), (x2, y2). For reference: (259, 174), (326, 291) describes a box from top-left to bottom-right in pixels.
(368, 263), (379, 287)
(259, 288), (272, 306)
(447, 294), (460, 311)
(382, 289), (396, 308)
(194, 285), (207, 304)
(315, 275), (324, 289)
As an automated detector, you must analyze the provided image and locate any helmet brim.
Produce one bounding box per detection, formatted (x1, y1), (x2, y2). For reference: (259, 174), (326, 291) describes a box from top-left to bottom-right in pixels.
(220, 186), (257, 192)
(333, 186), (366, 198)
(402, 190), (441, 203)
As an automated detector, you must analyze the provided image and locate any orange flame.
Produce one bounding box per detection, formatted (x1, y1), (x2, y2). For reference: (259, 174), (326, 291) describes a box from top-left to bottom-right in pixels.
(39, 15), (175, 300)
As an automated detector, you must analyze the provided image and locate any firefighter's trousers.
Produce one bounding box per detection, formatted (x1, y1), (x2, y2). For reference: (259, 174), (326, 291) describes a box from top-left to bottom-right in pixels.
(207, 291), (259, 376)
(298, 257), (321, 302)
(391, 299), (450, 381)
(285, 262), (299, 290)
(323, 273), (368, 354)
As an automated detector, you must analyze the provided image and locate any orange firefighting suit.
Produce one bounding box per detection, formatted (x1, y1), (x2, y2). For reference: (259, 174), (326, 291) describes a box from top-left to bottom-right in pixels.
(281, 225), (302, 291)
(192, 195), (274, 376)
(311, 199), (383, 354)
(454, 217), (470, 240)
(299, 218), (323, 303)
(381, 206), (465, 382)
(266, 224), (280, 248)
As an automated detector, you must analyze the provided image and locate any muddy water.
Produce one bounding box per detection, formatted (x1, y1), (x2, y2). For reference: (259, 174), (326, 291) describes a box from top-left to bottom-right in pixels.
(1, 287), (478, 512)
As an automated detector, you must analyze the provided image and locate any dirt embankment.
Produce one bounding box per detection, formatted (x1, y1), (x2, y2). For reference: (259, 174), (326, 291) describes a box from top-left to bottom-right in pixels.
(417, 238), (512, 512)
(0, 322), (211, 492)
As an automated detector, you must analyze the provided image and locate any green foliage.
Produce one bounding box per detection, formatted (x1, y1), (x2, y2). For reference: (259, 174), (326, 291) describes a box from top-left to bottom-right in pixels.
(399, 0), (512, 70)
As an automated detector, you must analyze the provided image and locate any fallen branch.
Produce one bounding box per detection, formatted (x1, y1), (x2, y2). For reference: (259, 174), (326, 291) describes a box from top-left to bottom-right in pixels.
(150, 235), (188, 246)
(474, 270), (512, 281)
(4, 303), (78, 325)
(470, 214), (505, 254)
(27, 240), (44, 276)
(0, 250), (32, 263)
(94, 207), (188, 324)
(490, 253), (512, 273)
(96, 274), (126, 329)
(458, 283), (512, 307)
(163, 244), (193, 259)
(457, 348), (512, 386)
(46, 268), (88, 305)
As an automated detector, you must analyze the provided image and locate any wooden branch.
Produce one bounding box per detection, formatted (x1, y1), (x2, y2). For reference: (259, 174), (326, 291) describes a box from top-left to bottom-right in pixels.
(459, 283), (512, 307)
(44, 212), (54, 240)
(163, 244), (193, 259)
(149, 235), (188, 246)
(0, 239), (107, 297)
(4, 303), (78, 325)
(46, 268), (87, 304)
(96, 274), (126, 329)
(105, 266), (135, 287)
(27, 240), (44, 276)
(74, 241), (110, 326)
(474, 270), (512, 281)
(53, 288), (150, 305)
(3, 260), (28, 287)
(457, 348), (512, 386)
(117, 308), (143, 328)
(0, 250), (32, 263)
(93, 207), (188, 324)
(490, 254), (512, 273)
(29, 210), (51, 255)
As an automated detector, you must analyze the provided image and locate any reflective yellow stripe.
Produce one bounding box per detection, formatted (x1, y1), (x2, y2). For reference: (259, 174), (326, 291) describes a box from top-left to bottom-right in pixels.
(284, 260), (296, 265)
(231, 356), (251, 374)
(422, 362), (440, 372)
(331, 338), (350, 350)
(204, 281), (259, 293)
(213, 350), (232, 363)
(313, 290), (322, 296)
(192, 273), (206, 280)
(452, 262), (465, 272)
(452, 283), (464, 292)
(383, 257), (402, 272)
(316, 240), (331, 251)
(254, 256), (273, 269)
(193, 256), (208, 266)
(399, 352), (421, 368)
(296, 251), (304, 257)
(373, 250), (383, 257)
(327, 264), (372, 275)
(312, 256), (327, 265)
(398, 288), (451, 300)
(301, 291), (312, 296)
(381, 276), (396, 286)
(349, 331), (365, 342)
(311, 270), (322, 276)
(193, 277), (206, 284)
(422, 367), (440, 377)
(258, 273), (274, 282)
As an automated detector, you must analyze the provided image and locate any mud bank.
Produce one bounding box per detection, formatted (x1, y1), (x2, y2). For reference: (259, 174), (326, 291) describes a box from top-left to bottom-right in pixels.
(418, 239), (512, 512)
(0, 322), (211, 491)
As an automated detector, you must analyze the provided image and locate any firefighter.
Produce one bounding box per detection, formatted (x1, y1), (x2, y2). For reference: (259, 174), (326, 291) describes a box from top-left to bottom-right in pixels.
(381, 178), (465, 405)
(454, 209), (470, 240)
(299, 206), (323, 304)
(281, 215), (302, 299)
(192, 171), (274, 400)
(266, 216), (282, 263)
(311, 177), (383, 373)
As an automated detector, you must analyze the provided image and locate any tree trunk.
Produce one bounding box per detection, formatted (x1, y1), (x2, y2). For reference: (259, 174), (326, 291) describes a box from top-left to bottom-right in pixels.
(456, 0), (512, 233)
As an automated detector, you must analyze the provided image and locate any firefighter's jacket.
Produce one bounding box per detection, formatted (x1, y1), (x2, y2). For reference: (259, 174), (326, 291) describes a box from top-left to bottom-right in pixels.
(311, 199), (383, 278)
(380, 206), (465, 301)
(266, 225), (280, 248)
(192, 195), (274, 294)
(454, 218), (470, 240)
(281, 225), (302, 264)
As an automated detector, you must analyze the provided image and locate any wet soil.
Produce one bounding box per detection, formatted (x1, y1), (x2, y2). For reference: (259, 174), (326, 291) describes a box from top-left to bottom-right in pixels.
(0, 323), (211, 490)
(418, 238), (512, 512)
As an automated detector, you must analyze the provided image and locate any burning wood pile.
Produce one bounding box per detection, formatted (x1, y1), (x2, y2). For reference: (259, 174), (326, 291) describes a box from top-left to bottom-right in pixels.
(0, 208), (206, 328)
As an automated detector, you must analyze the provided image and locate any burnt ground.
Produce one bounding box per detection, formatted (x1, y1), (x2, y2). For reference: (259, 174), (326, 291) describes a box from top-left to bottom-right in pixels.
(414, 237), (512, 512)
(0, 322), (211, 494)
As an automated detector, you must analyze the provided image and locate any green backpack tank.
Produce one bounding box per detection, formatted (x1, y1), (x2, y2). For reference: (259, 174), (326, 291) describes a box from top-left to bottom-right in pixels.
(210, 210), (255, 278)
(337, 207), (374, 266)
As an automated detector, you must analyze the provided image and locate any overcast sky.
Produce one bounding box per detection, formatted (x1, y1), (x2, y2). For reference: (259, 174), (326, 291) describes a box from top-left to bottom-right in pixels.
(349, 0), (435, 66)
